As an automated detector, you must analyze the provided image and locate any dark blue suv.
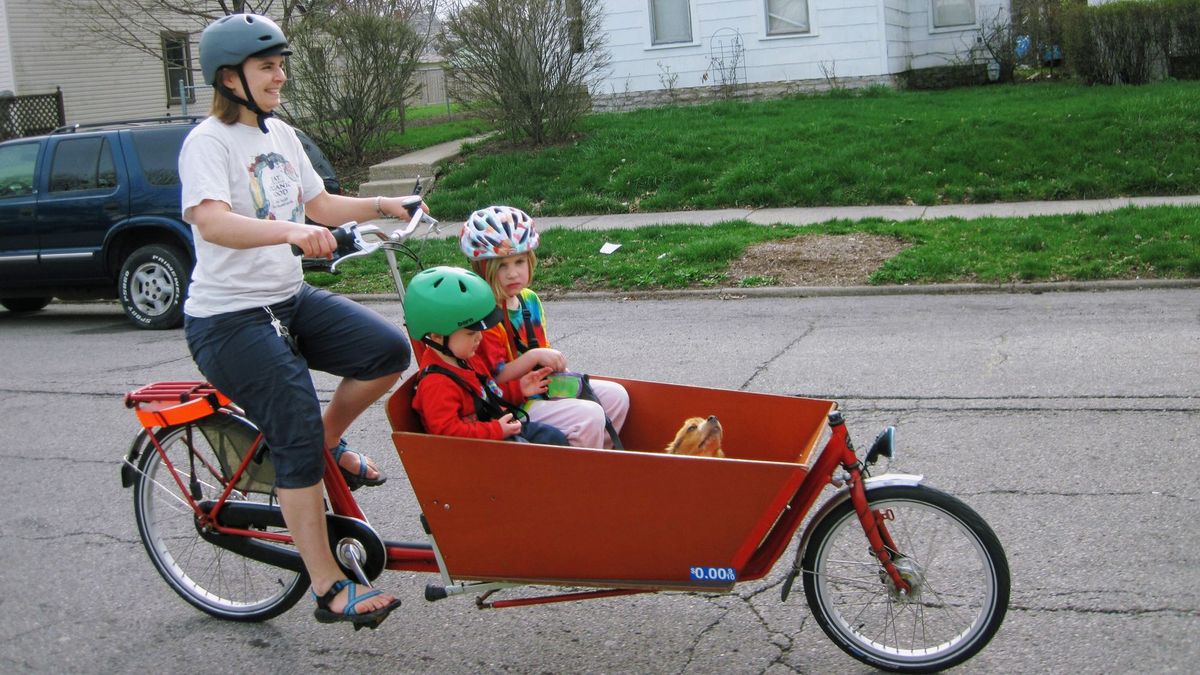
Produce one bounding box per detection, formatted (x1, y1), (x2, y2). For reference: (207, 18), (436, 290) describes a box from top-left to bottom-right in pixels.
(0, 116), (339, 329)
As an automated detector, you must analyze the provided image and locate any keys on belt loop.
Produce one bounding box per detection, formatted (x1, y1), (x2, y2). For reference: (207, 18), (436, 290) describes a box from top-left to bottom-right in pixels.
(264, 306), (301, 357)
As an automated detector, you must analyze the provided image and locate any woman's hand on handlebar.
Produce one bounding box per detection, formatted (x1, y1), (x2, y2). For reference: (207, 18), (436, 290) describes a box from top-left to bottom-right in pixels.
(286, 223), (339, 258)
(497, 413), (523, 437)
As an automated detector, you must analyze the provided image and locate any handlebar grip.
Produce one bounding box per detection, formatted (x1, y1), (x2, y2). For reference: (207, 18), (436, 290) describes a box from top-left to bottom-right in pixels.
(399, 195), (423, 218)
(289, 224), (358, 257)
(332, 225), (356, 251)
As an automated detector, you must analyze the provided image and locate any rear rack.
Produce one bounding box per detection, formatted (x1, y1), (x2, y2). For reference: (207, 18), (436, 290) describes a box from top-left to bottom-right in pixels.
(125, 381), (232, 429)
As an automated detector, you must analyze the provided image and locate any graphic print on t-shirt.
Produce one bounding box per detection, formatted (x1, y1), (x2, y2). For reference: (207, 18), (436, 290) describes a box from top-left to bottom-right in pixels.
(247, 152), (304, 221)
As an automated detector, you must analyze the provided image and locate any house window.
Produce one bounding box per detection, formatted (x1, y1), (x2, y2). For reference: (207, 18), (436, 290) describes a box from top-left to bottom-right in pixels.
(931, 0), (976, 28)
(766, 0), (810, 36)
(162, 32), (195, 106)
(650, 0), (692, 45)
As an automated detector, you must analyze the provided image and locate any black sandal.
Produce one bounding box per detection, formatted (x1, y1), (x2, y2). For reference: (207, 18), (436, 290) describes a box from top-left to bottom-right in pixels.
(312, 579), (401, 631)
(331, 439), (387, 491)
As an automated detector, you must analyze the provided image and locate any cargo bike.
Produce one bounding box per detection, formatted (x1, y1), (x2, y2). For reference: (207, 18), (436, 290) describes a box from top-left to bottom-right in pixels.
(121, 206), (1010, 673)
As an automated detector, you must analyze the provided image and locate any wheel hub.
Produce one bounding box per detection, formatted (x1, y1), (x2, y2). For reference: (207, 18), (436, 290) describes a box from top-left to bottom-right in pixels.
(132, 263), (175, 316)
(879, 555), (925, 602)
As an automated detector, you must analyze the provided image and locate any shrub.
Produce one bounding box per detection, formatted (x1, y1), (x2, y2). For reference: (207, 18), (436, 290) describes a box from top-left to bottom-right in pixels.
(441, 0), (610, 145)
(1063, 0), (1200, 84)
(281, 0), (429, 163)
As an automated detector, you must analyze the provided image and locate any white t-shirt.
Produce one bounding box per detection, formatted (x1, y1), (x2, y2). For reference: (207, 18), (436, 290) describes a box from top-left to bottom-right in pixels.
(179, 116), (325, 317)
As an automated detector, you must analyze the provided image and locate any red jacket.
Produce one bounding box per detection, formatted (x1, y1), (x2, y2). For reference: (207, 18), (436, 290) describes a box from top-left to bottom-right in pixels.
(412, 343), (525, 440)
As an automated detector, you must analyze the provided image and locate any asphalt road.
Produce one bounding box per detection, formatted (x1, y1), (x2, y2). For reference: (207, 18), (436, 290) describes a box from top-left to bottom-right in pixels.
(0, 287), (1196, 674)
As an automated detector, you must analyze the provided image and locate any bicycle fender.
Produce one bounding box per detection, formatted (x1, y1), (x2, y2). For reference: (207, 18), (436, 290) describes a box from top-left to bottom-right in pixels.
(120, 429), (151, 489)
(780, 473), (923, 602)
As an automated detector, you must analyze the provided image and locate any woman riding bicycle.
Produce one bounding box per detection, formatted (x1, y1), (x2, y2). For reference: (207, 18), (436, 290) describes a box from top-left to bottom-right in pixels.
(179, 13), (411, 629)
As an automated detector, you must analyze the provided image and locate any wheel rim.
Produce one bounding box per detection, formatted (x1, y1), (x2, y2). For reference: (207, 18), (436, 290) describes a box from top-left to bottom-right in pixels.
(811, 497), (998, 666)
(135, 424), (305, 617)
(129, 261), (176, 317)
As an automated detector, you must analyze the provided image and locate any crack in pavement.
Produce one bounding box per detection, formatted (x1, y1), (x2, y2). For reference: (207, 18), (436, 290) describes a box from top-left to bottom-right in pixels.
(1, 530), (134, 545)
(742, 321), (816, 391)
(0, 453), (121, 465)
(1009, 603), (1199, 618)
(957, 487), (1192, 500)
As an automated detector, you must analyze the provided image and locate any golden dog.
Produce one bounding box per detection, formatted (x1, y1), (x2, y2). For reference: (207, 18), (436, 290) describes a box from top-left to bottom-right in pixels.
(666, 415), (725, 458)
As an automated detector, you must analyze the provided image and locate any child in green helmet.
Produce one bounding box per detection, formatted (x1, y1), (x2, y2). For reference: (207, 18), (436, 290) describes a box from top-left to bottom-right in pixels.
(404, 266), (568, 445)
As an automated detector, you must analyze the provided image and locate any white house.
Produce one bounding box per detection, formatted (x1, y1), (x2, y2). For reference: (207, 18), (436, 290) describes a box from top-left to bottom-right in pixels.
(592, 0), (1011, 108)
(0, 0), (213, 127)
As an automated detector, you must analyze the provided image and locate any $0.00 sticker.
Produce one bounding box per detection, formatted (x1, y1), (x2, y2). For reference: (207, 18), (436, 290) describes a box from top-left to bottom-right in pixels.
(690, 566), (736, 582)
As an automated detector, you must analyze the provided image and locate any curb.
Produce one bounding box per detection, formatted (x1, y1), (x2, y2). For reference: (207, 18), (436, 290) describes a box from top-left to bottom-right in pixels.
(346, 277), (1200, 304)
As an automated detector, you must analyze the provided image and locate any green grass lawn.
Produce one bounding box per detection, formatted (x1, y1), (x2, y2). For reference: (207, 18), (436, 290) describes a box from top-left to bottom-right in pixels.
(306, 205), (1199, 294)
(313, 81), (1199, 292)
(422, 80), (1200, 222)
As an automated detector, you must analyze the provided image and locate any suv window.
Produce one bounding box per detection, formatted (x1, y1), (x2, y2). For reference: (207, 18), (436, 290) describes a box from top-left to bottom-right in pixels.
(49, 137), (116, 192)
(131, 126), (189, 186)
(0, 143), (39, 198)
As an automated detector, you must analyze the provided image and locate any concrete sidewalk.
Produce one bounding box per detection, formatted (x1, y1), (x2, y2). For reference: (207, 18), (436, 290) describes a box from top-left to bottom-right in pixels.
(535, 194), (1200, 231)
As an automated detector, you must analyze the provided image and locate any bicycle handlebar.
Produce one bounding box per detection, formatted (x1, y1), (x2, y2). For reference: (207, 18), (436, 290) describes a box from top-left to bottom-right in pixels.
(289, 194), (440, 268)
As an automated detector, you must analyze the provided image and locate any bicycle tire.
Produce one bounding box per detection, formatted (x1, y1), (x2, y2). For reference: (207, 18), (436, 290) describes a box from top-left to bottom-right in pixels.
(801, 484), (1009, 673)
(132, 415), (309, 621)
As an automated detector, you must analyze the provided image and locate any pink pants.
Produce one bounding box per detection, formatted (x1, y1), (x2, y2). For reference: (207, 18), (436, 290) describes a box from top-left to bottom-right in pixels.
(525, 378), (629, 449)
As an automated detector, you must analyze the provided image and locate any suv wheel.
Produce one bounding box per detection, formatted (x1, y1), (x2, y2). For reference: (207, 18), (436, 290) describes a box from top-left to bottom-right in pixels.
(1, 297), (52, 313)
(119, 244), (189, 330)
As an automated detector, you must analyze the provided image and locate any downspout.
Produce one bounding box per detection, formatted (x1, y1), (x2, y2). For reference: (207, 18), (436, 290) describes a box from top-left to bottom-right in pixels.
(877, 0), (891, 77)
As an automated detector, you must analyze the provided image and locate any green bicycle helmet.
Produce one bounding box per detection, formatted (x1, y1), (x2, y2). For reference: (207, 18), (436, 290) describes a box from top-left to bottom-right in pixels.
(404, 267), (503, 340)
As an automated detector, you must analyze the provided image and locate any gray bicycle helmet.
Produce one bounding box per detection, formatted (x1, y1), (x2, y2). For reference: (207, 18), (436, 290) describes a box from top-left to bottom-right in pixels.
(199, 13), (291, 133)
(199, 13), (291, 85)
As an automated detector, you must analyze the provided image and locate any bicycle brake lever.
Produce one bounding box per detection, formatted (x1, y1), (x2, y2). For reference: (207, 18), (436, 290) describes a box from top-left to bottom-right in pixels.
(329, 222), (381, 273)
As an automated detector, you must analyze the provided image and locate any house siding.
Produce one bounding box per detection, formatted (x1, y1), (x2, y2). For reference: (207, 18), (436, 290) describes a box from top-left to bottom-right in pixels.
(595, 0), (1008, 106)
(4, 0), (211, 125)
(0, 0), (15, 92)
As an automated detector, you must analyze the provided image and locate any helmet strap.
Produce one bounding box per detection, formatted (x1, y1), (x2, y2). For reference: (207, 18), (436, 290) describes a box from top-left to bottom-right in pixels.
(421, 335), (470, 370)
(215, 66), (274, 134)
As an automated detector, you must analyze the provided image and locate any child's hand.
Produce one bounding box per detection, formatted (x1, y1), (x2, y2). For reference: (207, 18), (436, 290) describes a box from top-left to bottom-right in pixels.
(519, 366), (554, 397)
(497, 413), (522, 437)
(527, 348), (567, 372)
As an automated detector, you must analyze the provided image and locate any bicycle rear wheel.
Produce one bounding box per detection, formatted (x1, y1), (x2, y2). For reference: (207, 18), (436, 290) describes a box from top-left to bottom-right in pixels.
(132, 414), (309, 621)
(802, 484), (1009, 673)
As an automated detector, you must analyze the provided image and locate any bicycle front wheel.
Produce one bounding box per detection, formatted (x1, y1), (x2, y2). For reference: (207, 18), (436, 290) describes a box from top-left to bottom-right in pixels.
(801, 484), (1009, 673)
(132, 415), (309, 621)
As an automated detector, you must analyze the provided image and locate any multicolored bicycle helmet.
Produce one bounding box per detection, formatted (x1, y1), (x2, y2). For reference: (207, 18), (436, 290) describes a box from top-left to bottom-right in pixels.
(459, 206), (540, 260)
(403, 266), (503, 340)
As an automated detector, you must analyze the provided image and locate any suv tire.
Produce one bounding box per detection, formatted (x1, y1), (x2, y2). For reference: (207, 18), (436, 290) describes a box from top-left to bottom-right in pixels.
(1, 297), (52, 313)
(119, 244), (189, 330)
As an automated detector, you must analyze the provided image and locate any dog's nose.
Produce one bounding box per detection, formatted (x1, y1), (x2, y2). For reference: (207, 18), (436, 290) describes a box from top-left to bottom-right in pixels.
(707, 415), (718, 423)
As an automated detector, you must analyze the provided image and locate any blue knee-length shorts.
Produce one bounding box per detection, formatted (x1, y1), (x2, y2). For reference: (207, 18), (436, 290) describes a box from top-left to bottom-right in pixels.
(185, 284), (410, 488)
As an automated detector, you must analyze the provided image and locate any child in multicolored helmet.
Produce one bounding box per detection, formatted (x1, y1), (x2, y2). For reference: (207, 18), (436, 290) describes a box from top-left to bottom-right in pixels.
(404, 266), (569, 445)
(460, 206), (630, 449)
